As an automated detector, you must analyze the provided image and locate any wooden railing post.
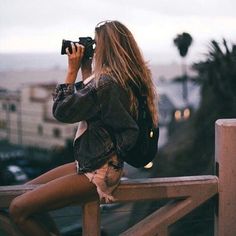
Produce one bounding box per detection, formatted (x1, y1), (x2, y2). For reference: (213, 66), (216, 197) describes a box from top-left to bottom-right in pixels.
(82, 200), (100, 236)
(215, 119), (236, 236)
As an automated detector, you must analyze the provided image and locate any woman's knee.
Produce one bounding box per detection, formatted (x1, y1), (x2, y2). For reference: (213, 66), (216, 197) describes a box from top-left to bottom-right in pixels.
(9, 196), (28, 224)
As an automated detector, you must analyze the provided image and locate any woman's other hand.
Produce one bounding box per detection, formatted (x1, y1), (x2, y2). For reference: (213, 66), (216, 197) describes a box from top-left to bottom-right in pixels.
(65, 43), (85, 84)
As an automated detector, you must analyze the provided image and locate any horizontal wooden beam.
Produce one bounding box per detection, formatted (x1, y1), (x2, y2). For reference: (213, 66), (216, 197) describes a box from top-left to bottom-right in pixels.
(0, 185), (39, 208)
(0, 176), (218, 208)
(112, 175), (218, 203)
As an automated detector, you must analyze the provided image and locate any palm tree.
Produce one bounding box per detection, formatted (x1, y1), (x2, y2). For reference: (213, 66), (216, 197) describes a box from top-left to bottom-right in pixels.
(173, 32), (193, 103)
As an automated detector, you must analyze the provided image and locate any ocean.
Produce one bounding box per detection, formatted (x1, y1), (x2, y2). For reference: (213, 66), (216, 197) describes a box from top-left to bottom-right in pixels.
(0, 53), (191, 91)
(0, 53), (67, 72)
(0, 53), (74, 90)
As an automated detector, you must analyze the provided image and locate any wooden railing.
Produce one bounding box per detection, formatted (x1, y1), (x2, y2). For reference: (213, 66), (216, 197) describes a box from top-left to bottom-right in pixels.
(0, 119), (236, 236)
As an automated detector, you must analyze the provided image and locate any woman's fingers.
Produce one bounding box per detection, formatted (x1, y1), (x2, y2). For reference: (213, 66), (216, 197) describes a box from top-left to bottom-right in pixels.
(65, 43), (86, 76)
(75, 43), (85, 58)
(71, 42), (76, 54)
(66, 43), (85, 59)
(66, 47), (70, 56)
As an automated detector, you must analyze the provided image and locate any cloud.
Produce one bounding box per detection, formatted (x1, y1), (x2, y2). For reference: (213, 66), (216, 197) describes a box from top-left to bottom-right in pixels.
(109, 0), (236, 18)
(0, 0), (236, 63)
(1, 0), (236, 29)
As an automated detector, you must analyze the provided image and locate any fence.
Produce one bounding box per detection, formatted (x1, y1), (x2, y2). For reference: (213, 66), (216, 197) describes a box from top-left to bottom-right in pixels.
(0, 119), (236, 236)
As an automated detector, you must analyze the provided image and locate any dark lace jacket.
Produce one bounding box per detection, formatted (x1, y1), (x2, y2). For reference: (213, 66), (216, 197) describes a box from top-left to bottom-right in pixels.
(52, 75), (139, 173)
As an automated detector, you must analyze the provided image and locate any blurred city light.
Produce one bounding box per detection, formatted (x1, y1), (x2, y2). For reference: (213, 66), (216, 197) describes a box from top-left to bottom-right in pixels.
(144, 162), (153, 169)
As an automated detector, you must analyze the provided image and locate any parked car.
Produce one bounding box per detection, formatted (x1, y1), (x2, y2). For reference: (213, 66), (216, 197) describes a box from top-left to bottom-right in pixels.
(0, 165), (28, 185)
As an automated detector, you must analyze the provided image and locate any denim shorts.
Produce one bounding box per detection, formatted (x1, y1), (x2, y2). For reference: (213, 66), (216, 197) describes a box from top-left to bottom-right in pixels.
(75, 155), (124, 203)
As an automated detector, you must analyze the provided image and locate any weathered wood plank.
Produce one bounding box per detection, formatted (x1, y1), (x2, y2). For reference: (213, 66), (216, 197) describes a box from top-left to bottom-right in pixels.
(121, 199), (191, 236)
(215, 119), (236, 236)
(0, 176), (218, 208)
(0, 176), (219, 236)
(112, 175), (218, 203)
(82, 200), (100, 236)
(121, 182), (218, 236)
(0, 185), (40, 208)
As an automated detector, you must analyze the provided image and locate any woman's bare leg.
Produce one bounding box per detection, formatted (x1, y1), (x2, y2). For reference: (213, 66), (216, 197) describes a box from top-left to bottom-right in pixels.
(22, 161), (77, 235)
(26, 162), (76, 185)
(9, 173), (98, 236)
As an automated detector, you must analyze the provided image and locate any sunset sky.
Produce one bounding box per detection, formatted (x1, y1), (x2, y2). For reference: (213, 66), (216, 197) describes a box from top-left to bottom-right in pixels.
(1, 0), (236, 63)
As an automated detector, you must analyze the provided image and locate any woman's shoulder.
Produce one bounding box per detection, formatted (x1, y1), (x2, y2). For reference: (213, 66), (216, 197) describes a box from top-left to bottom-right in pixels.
(95, 74), (128, 99)
(97, 74), (117, 88)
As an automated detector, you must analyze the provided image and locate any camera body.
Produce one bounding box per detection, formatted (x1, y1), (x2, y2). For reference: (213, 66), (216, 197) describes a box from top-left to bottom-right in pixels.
(61, 37), (95, 60)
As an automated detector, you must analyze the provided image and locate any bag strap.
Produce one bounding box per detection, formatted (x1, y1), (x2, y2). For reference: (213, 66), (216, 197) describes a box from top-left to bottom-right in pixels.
(129, 83), (153, 123)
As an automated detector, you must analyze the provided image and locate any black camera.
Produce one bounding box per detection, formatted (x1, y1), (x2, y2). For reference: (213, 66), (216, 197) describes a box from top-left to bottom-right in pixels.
(61, 37), (95, 60)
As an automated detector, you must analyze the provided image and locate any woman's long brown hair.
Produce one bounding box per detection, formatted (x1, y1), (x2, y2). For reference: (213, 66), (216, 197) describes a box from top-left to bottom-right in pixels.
(93, 20), (158, 126)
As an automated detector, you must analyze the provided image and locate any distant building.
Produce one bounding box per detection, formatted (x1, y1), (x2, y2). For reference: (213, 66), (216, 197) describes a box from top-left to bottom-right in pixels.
(0, 83), (76, 149)
(158, 80), (200, 125)
(158, 93), (175, 126)
(0, 80), (201, 150)
(156, 80), (200, 143)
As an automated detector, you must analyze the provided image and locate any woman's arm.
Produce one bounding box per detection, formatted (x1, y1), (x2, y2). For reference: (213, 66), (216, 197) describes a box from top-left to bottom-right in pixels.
(64, 42), (92, 83)
(65, 42), (84, 84)
(52, 43), (96, 123)
(52, 82), (99, 123)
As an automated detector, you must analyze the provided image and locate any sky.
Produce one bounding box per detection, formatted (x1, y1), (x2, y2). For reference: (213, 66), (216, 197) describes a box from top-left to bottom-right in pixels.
(0, 0), (236, 64)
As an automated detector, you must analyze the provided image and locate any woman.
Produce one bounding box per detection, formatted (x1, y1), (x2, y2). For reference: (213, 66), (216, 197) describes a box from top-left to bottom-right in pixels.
(9, 20), (158, 236)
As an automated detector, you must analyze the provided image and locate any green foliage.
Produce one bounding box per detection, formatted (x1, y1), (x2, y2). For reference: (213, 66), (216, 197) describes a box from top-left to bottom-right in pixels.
(160, 39), (236, 176)
(173, 32), (193, 57)
(161, 39), (236, 175)
(152, 39), (236, 177)
(193, 40), (236, 116)
(173, 32), (193, 101)
(191, 39), (236, 169)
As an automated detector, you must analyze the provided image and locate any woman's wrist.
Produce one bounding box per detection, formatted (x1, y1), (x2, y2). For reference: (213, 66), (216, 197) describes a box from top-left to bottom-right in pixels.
(65, 70), (78, 84)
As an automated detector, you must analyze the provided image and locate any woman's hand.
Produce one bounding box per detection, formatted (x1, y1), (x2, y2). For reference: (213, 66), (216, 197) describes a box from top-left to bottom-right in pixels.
(65, 43), (85, 84)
